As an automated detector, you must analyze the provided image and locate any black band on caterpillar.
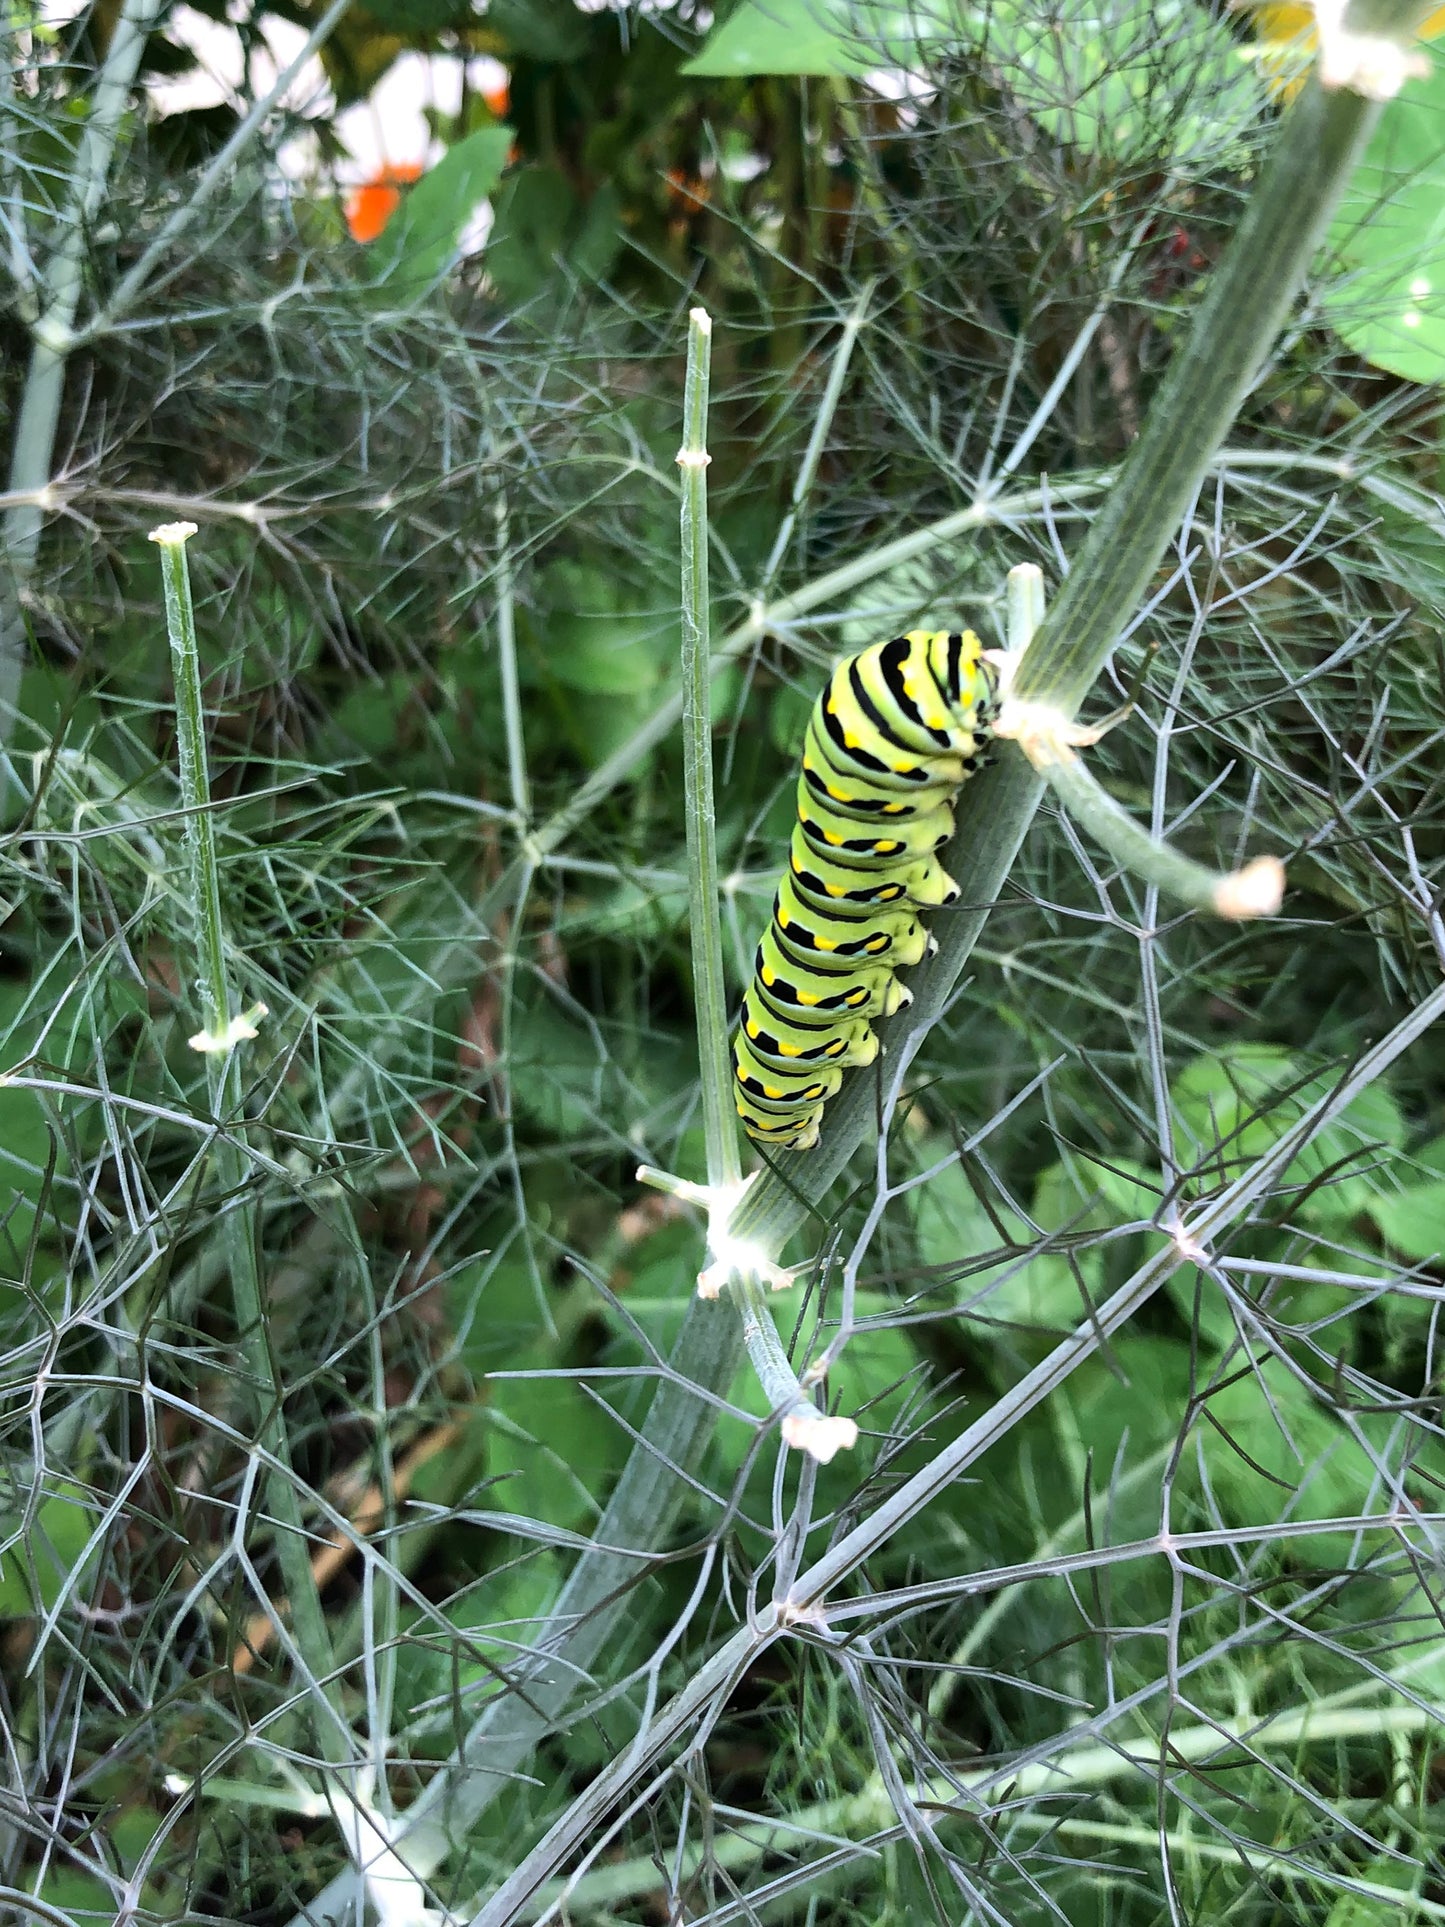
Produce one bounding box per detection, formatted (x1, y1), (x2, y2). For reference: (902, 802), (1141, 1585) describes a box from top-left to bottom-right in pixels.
(733, 629), (996, 1151)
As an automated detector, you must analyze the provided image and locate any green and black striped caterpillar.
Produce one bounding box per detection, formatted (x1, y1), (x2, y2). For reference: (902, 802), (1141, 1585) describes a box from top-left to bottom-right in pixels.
(733, 628), (999, 1151)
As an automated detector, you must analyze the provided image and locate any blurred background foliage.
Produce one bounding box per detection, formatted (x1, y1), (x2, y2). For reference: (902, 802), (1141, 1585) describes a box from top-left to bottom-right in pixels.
(3, 0), (1445, 1921)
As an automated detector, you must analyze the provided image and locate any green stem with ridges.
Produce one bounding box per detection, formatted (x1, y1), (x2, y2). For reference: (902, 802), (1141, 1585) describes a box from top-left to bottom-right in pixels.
(676, 308), (817, 1427)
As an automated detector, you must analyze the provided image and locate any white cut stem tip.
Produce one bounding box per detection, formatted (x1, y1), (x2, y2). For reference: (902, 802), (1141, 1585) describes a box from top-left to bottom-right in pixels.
(781, 1411), (859, 1464)
(688, 306), (712, 335)
(1211, 856), (1285, 921)
(149, 521), (199, 546)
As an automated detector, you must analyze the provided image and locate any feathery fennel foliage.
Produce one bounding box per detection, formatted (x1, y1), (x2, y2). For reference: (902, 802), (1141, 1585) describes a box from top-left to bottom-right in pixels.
(2, 2), (1445, 1923)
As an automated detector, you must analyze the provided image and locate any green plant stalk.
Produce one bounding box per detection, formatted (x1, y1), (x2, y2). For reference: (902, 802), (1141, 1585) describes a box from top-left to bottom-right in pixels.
(494, 491), (529, 823)
(732, 57), (1399, 1261)
(154, 526), (350, 1770)
(1013, 730), (1285, 918)
(678, 308), (740, 1198)
(676, 307), (818, 1431)
(1006, 562), (1046, 656)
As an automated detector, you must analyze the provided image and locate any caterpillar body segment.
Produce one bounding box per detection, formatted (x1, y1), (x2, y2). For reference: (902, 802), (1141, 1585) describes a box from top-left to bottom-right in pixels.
(796, 791), (957, 863)
(772, 878), (932, 966)
(738, 985), (881, 1070)
(752, 928), (914, 1019)
(788, 823), (959, 912)
(734, 628), (997, 1151)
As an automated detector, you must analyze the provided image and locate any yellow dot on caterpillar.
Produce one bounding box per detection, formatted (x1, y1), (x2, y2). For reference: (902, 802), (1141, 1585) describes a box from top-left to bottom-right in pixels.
(762, 966), (776, 985)
(827, 1040), (843, 1055)
(885, 803), (905, 814)
(817, 937), (836, 952)
(746, 1019), (760, 1037)
(827, 785), (849, 801)
(779, 906), (790, 927)
(780, 1040), (800, 1056)
(800, 991), (818, 1005)
(867, 936), (887, 953)
(845, 732), (860, 749)
(827, 884), (844, 898)
(875, 841), (898, 853)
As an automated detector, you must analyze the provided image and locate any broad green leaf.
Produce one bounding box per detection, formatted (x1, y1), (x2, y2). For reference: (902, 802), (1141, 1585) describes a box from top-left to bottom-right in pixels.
(1195, 1359), (1395, 1565)
(0, 978), (69, 1273)
(910, 1154), (1095, 1356)
(0, 1484), (98, 1618)
(483, 1375), (626, 1532)
(823, 1307), (920, 1437)
(1366, 1135), (1445, 1262)
(684, 0), (936, 77)
(1324, 54), (1445, 385)
(539, 561), (676, 697)
(1324, 1858), (1422, 1925)
(1370, 1177), (1445, 1263)
(1061, 1334), (1193, 1511)
(486, 167), (621, 306)
(996, 0), (1264, 165)
(393, 1557), (563, 1746)
(686, 0), (1262, 164)
(368, 127), (514, 298)
(1172, 1045), (1406, 1230)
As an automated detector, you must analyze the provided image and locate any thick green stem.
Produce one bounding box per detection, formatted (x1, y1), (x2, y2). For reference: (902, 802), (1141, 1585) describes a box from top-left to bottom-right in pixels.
(678, 309), (739, 1197)
(1028, 734), (1285, 919)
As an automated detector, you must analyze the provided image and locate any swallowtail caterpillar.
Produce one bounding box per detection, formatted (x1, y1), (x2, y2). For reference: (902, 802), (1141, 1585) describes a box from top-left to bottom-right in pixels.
(733, 629), (997, 1150)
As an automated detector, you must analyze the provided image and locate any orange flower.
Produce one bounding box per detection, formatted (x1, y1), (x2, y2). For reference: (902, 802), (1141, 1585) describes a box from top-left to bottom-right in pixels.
(665, 167), (710, 211)
(344, 161), (425, 244)
(482, 73), (509, 118)
(1246, 1), (1445, 100)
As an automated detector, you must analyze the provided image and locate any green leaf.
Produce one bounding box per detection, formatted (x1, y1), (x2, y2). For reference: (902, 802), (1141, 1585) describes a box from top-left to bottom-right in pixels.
(541, 564), (667, 694)
(486, 168), (622, 306)
(1366, 1133), (1445, 1262)
(1323, 1858), (1422, 1925)
(367, 127), (514, 299)
(996, 0), (1264, 165)
(0, 978), (70, 1275)
(1172, 1045), (1406, 1230)
(0, 1484), (98, 1618)
(686, 0), (1262, 162)
(1196, 1359), (1396, 1564)
(1323, 54), (1445, 385)
(909, 1155), (1095, 1360)
(684, 0), (909, 77)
